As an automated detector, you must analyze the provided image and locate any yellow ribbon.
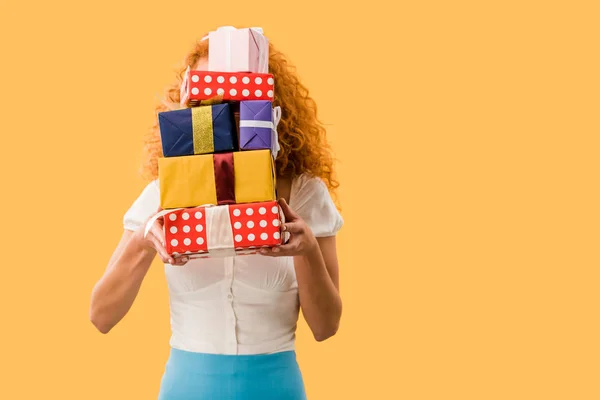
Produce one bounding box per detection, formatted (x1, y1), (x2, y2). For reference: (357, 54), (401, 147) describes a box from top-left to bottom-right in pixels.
(192, 106), (215, 154)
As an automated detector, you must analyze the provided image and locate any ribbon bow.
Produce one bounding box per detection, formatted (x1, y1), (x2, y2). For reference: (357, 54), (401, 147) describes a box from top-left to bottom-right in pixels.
(272, 106), (282, 158)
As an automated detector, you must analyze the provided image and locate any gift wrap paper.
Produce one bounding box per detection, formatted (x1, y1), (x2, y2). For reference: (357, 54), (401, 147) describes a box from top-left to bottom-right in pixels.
(163, 201), (284, 258)
(239, 100), (277, 152)
(158, 149), (276, 209)
(158, 104), (237, 157)
(182, 71), (274, 106)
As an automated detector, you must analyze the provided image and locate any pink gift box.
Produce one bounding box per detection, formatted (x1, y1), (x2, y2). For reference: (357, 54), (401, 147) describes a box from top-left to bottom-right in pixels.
(208, 26), (269, 74)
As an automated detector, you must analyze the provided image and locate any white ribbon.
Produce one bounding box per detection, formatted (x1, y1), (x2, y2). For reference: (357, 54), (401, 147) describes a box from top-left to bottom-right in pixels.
(272, 106), (281, 158)
(204, 205), (236, 257)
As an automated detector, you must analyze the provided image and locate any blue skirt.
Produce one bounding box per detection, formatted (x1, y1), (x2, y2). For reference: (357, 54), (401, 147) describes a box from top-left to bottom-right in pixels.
(158, 348), (307, 400)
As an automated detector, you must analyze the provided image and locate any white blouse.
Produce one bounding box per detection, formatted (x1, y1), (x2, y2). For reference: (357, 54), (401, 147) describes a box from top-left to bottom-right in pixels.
(122, 174), (343, 355)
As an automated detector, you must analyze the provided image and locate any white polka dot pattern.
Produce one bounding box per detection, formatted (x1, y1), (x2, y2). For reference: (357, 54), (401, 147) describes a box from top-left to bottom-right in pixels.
(228, 201), (283, 250)
(185, 71), (275, 102)
(164, 207), (208, 256)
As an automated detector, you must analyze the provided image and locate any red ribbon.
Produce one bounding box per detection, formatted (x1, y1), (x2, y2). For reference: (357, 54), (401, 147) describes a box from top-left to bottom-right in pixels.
(213, 153), (236, 205)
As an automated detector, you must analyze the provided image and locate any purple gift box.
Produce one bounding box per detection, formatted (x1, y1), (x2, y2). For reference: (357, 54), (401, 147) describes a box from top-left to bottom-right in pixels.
(239, 100), (280, 157)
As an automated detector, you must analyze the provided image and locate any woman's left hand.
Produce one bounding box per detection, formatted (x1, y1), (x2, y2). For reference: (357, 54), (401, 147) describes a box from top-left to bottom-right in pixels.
(260, 198), (318, 257)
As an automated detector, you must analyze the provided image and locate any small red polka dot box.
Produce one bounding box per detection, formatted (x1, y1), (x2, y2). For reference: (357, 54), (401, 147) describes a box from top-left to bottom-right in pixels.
(163, 200), (284, 258)
(181, 70), (275, 106)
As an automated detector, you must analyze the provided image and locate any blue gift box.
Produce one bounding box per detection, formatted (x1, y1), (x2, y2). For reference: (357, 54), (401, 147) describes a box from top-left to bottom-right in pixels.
(158, 104), (237, 157)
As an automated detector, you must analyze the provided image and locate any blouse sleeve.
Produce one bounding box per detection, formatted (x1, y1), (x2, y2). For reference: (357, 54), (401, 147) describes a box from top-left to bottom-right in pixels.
(123, 180), (160, 232)
(290, 175), (344, 238)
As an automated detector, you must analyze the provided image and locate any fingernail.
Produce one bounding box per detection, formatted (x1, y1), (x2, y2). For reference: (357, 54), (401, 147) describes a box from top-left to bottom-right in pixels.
(282, 225), (287, 231)
(182, 257), (189, 262)
(272, 247), (280, 253)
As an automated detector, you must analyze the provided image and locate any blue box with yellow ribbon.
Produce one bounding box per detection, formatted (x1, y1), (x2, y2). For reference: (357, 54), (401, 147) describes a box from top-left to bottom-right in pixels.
(158, 103), (237, 157)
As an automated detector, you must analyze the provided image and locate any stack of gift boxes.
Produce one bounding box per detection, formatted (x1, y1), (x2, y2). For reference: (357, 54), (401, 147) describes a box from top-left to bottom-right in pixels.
(156, 26), (284, 259)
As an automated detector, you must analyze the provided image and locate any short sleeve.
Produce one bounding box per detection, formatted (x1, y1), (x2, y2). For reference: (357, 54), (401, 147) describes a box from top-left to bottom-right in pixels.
(290, 175), (344, 237)
(123, 180), (160, 232)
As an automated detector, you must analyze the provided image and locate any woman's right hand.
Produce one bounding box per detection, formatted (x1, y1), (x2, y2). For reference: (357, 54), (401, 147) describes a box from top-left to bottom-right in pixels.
(135, 208), (189, 266)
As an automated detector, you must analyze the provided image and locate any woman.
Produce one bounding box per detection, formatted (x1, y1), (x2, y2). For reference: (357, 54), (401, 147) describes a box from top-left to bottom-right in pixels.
(90, 32), (343, 400)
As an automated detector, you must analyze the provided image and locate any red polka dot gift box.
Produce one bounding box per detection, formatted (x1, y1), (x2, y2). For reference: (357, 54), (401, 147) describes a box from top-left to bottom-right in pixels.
(163, 200), (284, 258)
(180, 70), (275, 106)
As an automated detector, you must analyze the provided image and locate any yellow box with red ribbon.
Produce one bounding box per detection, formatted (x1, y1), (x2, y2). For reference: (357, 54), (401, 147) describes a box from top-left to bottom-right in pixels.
(158, 149), (276, 209)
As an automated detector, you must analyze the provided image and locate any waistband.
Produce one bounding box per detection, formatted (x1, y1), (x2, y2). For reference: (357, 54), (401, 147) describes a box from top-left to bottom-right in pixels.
(166, 347), (299, 375)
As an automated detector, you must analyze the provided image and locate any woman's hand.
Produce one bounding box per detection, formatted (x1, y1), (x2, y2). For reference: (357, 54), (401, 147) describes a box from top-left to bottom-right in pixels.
(260, 198), (318, 257)
(134, 208), (189, 266)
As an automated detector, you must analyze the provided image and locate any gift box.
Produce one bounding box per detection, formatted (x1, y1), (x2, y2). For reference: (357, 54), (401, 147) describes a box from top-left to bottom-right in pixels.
(158, 104), (237, 157)
(208, 26), (269, 74)
(163, 201), (284, 258)
(239, 100), (281, 157)
(158, 149), (276, 209)
(181, 71), (274, 106)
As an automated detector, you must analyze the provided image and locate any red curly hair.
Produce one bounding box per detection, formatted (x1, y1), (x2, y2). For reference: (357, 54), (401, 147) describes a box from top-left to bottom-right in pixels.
(140, 36), (339, 199)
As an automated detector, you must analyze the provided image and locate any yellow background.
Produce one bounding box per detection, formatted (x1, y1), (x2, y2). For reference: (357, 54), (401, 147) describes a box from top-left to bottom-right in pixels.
(1, 0), (599, 399)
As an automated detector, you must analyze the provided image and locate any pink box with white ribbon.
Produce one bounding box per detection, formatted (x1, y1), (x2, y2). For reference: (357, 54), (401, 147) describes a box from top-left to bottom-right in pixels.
(208, 26), (269, 74)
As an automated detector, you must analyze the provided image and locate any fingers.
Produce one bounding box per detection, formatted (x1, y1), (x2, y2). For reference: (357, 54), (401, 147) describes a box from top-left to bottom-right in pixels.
(282, 221), (304, 234)
(148, 236), (174, 264)
(151, 222), (166, 247)
(278, 198), (299, 221)
(259, 239), (299, 257)
(259, 246), (290, 257)
(171, 255), (189, 266)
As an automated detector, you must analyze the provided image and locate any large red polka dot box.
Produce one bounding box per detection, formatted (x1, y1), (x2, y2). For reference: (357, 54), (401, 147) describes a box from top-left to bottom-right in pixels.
(164, 200), (284, 258)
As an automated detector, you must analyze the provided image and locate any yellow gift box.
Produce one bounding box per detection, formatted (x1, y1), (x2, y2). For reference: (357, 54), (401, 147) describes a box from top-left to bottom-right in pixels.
(158, 149), (276, 209)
